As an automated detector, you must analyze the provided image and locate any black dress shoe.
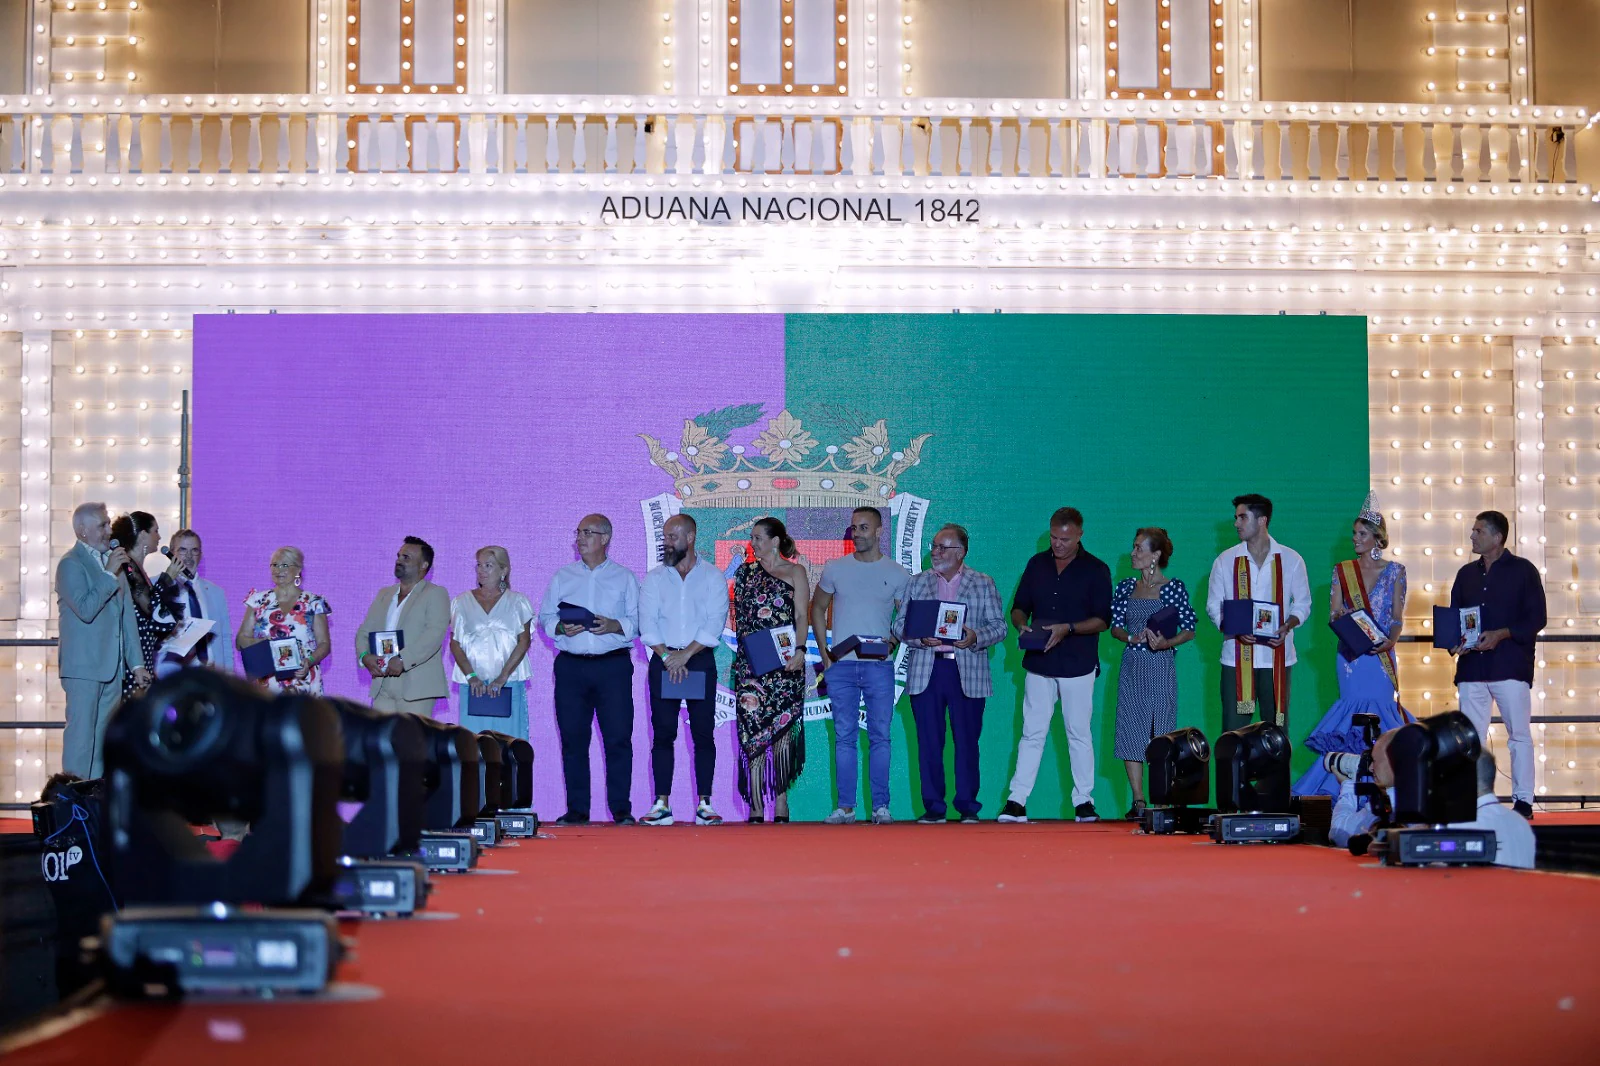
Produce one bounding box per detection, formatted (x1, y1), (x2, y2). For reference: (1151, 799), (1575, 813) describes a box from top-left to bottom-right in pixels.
(554, 813), (590, 826)
(614, 813), (638, 826)
(1512, 800), (1534, 821)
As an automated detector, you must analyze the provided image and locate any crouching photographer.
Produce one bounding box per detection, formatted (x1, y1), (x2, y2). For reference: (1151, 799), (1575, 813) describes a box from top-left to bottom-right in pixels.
(1325, 719), (1402, 855)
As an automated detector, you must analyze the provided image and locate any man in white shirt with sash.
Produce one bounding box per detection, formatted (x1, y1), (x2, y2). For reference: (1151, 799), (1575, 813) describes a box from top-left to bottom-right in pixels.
(1205, 494), (1312, 734)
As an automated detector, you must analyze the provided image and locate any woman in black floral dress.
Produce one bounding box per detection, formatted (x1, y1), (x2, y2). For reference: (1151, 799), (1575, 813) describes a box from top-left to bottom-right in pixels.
(110, 511), (179, 701)
(731, 517), (810, 822)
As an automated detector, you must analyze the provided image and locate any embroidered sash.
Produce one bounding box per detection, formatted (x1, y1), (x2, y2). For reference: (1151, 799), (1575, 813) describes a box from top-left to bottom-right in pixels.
(1234, 553), (1287, 726)
(1336, 560), (1400, 693)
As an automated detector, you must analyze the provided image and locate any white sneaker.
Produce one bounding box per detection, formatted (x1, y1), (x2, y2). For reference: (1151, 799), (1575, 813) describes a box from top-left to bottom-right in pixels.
(694, 802), (723, 826)
(641, 800), (674, 826)
(823, 807), (856, 825)
(871, 806), (893, 825)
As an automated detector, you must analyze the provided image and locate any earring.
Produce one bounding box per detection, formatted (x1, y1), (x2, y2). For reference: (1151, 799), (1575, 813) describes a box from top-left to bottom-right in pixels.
(1369, 547), (1382, 561)
(499, 578), (509, 591)
(294, 575), (302, 588)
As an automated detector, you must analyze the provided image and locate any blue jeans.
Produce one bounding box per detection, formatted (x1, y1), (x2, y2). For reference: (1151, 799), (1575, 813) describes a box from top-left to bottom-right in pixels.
(827, 659), (895, 810)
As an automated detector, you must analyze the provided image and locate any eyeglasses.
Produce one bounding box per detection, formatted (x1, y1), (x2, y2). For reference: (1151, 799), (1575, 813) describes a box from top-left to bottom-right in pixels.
(575, 529), (607, 538)
(930, 544), (964, 553)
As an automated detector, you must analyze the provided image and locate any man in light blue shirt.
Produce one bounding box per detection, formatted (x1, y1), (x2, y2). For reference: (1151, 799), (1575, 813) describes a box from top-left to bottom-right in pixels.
(539, 513), (641, 826)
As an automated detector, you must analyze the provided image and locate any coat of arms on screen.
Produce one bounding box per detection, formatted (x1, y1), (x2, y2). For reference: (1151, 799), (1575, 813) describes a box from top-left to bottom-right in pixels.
(640, 405), (933, 724)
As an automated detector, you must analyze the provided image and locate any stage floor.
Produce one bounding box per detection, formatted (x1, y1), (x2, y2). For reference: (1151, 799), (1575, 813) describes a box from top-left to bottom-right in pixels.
(8, 819), (1600, 1065)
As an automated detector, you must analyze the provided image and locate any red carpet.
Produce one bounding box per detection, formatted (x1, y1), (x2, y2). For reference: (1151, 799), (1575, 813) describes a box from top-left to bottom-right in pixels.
(7, 822), (1600, 1064)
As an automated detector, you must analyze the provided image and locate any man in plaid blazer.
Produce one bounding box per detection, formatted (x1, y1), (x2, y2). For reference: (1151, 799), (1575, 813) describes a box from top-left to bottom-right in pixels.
(890, 523), (1008, 823)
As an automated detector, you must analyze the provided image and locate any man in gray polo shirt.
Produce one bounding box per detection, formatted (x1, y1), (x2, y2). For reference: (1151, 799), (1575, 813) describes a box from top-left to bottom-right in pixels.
(811, 506), (910, 824)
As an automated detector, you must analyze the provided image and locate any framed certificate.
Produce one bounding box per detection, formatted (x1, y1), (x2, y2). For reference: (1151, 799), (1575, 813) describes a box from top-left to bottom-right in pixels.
(905, 599), (967, 644)
(744, 624), (798, 676)
(1251, 603), (1281, 638)
(242, 637), (304, 681)
(934, 602), (968, 642)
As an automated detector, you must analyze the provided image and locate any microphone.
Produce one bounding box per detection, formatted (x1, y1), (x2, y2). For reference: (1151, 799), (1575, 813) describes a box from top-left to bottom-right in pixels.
(159, 544), (194, 582)
(108, 538), (135, 579)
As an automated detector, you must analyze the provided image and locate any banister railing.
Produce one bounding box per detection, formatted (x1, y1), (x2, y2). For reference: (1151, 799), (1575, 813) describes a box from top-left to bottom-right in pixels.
(0, 95), (1585, 185)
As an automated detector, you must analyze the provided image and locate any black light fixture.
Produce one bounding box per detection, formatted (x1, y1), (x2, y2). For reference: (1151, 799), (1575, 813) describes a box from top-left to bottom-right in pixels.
(408, 717), (481, 872)
(95, 670), (347, 995)
(1211, 721), (1300, 843)
(103, 669), (344, 906)
(329, 699), (427, 859)
(1385, 711), (1495, 866)
(482, 732), (537, 837)
(1141, 727), (1210, 834)
(324, 698), (430, 915)
(469, 733), (505, 847)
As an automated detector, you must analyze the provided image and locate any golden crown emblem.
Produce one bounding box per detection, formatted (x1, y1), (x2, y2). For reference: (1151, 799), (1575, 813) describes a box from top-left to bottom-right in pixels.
(641, 405), (931, 510)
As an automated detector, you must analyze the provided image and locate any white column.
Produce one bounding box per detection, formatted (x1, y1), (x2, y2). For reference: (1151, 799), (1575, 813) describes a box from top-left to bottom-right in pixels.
(27, 0), (52, 96)
(1511, 336), (1546, 574)
(308, 0), (340, 95)
(1224, 0), (1259, 103)
(1071, 0), (1103, 99)
(469, 0), (505, 95)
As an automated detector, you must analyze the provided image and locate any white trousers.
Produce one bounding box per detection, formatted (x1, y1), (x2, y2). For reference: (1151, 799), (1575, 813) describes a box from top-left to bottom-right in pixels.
(1458, 680), (1535, 804)
(1008, 671), (1097, 807)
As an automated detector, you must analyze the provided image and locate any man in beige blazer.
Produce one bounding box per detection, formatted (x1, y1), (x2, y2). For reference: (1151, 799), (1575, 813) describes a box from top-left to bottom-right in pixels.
(355, 536), (450, 715)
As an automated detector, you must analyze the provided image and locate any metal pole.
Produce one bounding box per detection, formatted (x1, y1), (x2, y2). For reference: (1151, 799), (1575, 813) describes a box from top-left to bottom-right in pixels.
(179, 388), (191, 530)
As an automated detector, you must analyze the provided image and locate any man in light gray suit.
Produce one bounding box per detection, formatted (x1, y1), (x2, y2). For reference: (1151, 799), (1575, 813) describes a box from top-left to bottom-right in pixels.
(154, 528), (233, 677)
(56, 501), (145, 777)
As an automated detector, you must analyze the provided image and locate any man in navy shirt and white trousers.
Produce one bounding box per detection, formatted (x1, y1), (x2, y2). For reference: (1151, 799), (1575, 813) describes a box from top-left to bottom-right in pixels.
(1449, 509), (1547, 820)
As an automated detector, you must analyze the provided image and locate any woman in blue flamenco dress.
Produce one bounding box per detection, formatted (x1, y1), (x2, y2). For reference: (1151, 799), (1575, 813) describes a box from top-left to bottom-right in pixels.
(1294, 492), (1413, 798)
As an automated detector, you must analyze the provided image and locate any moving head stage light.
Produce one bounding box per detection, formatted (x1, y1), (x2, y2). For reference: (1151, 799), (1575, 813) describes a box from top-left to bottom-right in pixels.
(408, 717), (483, 872)
(482, 731), (537, 838)
(1211, 722), (1300, 844)
(104, 670), (344, 905)
(1141, 728), (1212, 835)
(97, 670), (347, 995)
(471, 733), (505, 847)
(1386, 711), (1495, 867)
(325, 698), (430, 916)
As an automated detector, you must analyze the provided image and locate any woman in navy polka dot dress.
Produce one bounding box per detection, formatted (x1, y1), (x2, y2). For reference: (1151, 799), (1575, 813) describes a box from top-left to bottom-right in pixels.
(1110, 528), (1197, 819)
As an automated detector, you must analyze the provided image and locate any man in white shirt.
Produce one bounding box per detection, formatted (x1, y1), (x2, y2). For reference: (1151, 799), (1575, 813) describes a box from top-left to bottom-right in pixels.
(539, 513), (641, 826)
(1205, 494), (1312, 734)
(1455, 749), (1536, 869)
(154, 529), (233, 677)
(638, 515), (729, 826)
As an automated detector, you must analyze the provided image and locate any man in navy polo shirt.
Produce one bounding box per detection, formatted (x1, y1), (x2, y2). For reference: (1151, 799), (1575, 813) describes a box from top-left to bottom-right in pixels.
(1449, 509), (1546, 820)
(998, 507), (1112, 823)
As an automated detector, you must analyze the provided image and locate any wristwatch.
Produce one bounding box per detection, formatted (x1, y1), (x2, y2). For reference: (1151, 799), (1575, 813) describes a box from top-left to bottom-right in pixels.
(1066, 621), (1076, 637)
